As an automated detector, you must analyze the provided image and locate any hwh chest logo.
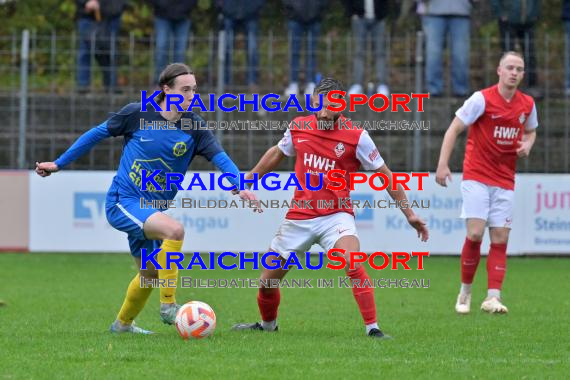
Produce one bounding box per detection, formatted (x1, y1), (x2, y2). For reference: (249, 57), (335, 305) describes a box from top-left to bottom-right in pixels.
(303, 153), (336, 171)
(493, 126), (520, 140)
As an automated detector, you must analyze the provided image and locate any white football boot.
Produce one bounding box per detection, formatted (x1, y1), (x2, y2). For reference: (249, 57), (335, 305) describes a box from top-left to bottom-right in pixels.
(455, 293), (471, 314)
(481, 297), (509, 314)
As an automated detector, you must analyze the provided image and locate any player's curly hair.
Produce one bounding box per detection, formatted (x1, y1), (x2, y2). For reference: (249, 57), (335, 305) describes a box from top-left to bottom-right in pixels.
(314, 77), (345, 97)
(156, 63), (194, 104)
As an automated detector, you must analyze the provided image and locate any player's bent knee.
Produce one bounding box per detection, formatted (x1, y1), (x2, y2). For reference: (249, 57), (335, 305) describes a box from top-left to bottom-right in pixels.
(165, 222), (185, 241)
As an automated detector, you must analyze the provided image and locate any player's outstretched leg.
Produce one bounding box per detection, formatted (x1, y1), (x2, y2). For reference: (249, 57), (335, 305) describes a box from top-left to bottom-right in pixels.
(456, 220), (485, 314)
(232, 252), (287, 332)
(110, 273), (154, 334)
(335, 236), (391, 339)
(481, 228), (509, 314)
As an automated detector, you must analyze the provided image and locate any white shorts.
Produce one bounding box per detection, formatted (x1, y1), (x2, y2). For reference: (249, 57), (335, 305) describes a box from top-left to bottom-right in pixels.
(270, 212), (358, 260)
(460, 180), (514, 228)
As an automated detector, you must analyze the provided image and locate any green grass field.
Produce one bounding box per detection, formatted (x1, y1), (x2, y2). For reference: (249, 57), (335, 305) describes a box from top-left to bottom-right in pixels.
(1, 253), (569, 379)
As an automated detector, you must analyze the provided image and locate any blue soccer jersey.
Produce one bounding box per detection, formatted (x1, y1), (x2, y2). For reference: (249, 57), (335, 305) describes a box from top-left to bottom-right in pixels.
(54, 102), (241, 255)
(55, 102), (240, 202)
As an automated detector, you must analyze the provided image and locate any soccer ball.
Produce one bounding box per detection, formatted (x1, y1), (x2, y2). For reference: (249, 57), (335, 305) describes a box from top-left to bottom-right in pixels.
(175, 301), (216, 340)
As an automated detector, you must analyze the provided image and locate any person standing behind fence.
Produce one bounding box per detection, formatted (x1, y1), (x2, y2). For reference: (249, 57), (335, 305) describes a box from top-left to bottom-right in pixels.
(343, 0), (390, 97)
(491, 0), (541, 98)
(282, 0), (327, 96)
(422, 0), (471, 97)
(151, 0), (197, 84)
(216, 0), (265, 91)
(76, 0), (127, 94)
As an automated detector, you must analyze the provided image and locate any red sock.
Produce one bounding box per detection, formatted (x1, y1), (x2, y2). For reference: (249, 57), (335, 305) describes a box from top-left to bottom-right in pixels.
(257, 288), (280, 322)
(347, 266), (377, 325)
(461, 237), (482, 284)
(487, 243), (507, 290)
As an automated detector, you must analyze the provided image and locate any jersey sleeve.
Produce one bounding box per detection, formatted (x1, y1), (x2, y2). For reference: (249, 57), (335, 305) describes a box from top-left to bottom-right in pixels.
(455, 91), (485, 127)
(525, 102), (539, 130)
(211, 152), (240, 189)
(54, 122), (111, 169)
(356, 130), (385, 171)
(194, 124), (224, 161)
(277, 128), (296, 157)
(106, 103), (141, 137)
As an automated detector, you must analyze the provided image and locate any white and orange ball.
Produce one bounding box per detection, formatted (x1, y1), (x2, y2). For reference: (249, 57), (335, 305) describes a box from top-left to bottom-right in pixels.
(175, 301), (216, 340)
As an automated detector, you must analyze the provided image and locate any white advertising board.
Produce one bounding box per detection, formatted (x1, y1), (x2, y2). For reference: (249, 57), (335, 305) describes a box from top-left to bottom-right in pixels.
(29, 171), (570, 254)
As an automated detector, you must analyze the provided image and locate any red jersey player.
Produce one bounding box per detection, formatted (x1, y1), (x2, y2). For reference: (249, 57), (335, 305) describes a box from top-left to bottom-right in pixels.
(436, 51), (538, 314)
(232, 78), (429, 338)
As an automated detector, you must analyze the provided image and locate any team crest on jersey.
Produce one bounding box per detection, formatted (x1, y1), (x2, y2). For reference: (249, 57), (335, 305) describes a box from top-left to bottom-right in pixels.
(519, 113), (526, 124)
(173, 142), (187, 157)
(334, 142), (345, 158)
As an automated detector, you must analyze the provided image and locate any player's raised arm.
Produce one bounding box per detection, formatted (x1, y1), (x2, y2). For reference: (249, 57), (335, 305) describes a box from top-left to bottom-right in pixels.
(35, 121), (111, 177)
(193, 127), (263, 213)
(35, 103), (140, 177)
(211, 150), (263, 213)
(376, 163), (429, 242)
(244, 128), (292, 180)
(246, 145), (287, 180)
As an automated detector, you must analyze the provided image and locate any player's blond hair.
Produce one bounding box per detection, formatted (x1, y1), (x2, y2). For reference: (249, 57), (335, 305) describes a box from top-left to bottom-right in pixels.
(499, 51), (524, 66)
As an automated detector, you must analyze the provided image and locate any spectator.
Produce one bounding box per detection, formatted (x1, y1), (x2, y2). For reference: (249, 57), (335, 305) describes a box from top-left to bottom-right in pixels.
(343, 0), (390, 96)
(217, 0), (265, 90)
(491, 0), (541, 94)
(422, 0), (471, 97)
(76, 0), (127, 93)
(562, 0), (570, 96)
(283, 0), (327, 96)
(151, 0), (198, 84)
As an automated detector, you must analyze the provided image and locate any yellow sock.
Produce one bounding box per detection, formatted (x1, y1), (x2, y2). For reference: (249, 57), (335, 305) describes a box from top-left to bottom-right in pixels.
(157, 239), (183, 304)
(117, 273), (153, 325)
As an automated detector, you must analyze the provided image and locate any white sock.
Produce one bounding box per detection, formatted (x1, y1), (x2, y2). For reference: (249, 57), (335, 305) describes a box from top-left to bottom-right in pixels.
(261, 320), (276, 331)
(488, 289), (501, 299)
(366, 323), (379, 334)
(460, 283), (472, 294)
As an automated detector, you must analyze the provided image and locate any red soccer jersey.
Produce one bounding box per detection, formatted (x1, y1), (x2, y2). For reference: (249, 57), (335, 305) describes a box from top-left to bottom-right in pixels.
(455, 85), (538, 190)
(277, 114), (384, 220)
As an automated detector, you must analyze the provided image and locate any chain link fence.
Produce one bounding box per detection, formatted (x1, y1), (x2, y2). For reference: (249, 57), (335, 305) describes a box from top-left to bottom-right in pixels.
(1, 29), (569, 173)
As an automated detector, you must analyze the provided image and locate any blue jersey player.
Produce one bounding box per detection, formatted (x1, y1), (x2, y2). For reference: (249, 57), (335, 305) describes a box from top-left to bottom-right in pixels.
(36, 63), (260, 334)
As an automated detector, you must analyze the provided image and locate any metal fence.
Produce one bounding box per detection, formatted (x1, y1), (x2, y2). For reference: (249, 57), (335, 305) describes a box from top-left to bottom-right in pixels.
(1, 30), (569, 173)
